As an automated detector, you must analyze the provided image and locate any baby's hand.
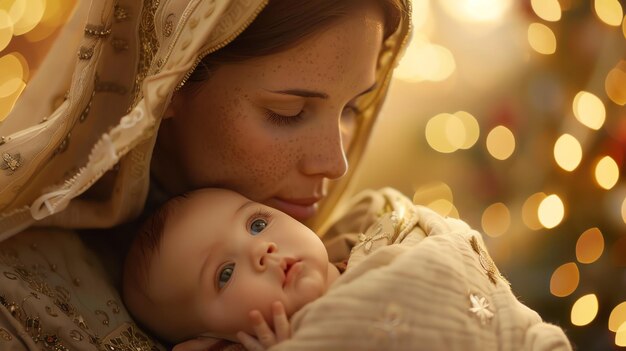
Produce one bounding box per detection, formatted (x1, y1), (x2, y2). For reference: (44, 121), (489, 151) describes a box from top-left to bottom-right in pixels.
(236, 301), (291, 351)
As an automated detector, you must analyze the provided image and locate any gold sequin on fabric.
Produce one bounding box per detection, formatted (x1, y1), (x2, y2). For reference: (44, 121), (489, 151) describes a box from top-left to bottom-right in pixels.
(0, 328), (12, 341)
(131, 0), (161, 107)
(469, 236), (509, 286)
(163, 13), (174, 37)
(102, 323), (160, 351)
(1, 152), (22, 174)
(111, 37), (129, 52)
(114, 5), (130, 22)
(78, 46), (94, 60)
(84, 24), (112, 38)
(0, 245), (162, 350)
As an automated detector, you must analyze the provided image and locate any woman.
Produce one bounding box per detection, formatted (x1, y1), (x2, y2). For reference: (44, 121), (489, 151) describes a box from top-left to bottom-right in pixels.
(0, 0), (409, 349)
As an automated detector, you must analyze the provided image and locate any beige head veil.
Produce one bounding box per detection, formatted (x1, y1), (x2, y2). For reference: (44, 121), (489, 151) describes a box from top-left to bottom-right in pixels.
(0, 0), (411, 241)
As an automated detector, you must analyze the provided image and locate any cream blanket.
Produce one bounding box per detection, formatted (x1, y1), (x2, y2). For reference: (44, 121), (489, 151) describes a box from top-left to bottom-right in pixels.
(271, 188), (573, 351)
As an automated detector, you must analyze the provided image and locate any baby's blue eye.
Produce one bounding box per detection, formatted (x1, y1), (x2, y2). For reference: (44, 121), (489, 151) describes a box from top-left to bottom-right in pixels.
(218, 263), (235, 289)
(249, 218), (267, 235)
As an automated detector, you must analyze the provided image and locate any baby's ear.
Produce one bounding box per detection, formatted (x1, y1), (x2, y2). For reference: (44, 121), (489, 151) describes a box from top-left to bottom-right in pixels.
(172, 336), (229, 351)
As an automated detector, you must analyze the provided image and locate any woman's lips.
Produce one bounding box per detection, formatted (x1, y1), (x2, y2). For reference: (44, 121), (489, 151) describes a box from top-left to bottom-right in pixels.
(266, 197), (319, 221)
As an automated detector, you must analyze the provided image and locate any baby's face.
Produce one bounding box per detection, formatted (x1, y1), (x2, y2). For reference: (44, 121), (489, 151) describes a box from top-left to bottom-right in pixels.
(146, 188), (337, 339)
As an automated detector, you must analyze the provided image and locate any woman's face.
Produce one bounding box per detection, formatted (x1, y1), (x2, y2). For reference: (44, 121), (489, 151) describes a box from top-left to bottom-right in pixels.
(155, 4), (384, 221)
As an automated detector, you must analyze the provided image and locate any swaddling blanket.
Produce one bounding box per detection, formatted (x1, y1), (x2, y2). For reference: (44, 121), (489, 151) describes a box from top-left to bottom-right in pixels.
(271, 189), (572, 351)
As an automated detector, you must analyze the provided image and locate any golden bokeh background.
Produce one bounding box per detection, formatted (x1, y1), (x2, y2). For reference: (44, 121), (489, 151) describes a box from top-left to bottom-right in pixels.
(0, 0), (624, 350)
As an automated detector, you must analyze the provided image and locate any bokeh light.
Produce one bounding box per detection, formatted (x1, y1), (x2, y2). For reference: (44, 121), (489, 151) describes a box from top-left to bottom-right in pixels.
(11, 0), (44, 36)
(395, 34), (456, 83)
(576, 228), (604, 264)
(453, 111), (480, 149)
(623, 14), (626, 39)
(0, 10), (13, 52)
(0, 52), (25, 97)
(594, 156), (619, 190)
(550, 262), (579, 297)
(593, 0), (623, 27)
(486, 125), (515, 160)
(528, 23), (557, 55)
(554, 133), (582, 171)
(573, 91), (606, 130)
(571, 294), (599, 326)
(440, 0), (513, 24)
(622, 196), (626, 224)
(538, 194), (565, 229)
(481, 202), (511, 237)
(413, 181), (459, 217)
(531, 0), (562, 22)
(425, 112), (479, 153)
(605, 61), (626, 106)
(618, 323), (626, 347)
(522, 192), (547, 230)
(609, 302), (626, 332)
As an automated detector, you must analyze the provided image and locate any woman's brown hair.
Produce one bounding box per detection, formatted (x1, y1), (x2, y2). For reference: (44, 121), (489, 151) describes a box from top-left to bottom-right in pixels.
(184, 0), (406, 84)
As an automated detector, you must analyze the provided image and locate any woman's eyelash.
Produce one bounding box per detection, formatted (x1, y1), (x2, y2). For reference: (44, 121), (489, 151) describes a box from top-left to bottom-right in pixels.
(264, 110), (305, 126)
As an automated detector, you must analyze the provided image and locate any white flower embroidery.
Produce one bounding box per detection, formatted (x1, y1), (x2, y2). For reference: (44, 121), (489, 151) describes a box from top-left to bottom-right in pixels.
(469, 294), (494, 325)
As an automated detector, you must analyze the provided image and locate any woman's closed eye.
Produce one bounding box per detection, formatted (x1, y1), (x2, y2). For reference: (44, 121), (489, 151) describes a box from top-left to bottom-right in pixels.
(264, 109), (305, 126)
(217, 263), (235, 290)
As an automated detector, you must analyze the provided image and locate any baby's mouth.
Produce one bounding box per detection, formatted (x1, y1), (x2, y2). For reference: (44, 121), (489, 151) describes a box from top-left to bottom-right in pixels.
(282, 258), (302, 288)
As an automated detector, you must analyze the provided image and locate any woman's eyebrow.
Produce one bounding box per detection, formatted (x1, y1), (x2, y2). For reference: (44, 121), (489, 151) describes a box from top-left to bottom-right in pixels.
(268, 83), (377, 100)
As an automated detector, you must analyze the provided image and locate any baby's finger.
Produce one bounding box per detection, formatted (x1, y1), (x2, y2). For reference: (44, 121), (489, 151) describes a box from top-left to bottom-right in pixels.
(236, 331), (265, 351)
(272, 301), (290, 342)
(250, 310), (276, 347)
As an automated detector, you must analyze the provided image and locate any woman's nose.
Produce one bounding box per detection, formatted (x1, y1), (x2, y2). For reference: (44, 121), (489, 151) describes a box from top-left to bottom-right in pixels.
(299, 120), (348, 180)
(251, 241), (278, 271)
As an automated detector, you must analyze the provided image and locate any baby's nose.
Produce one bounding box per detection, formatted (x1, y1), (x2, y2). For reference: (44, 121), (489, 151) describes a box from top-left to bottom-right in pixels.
(253, 242), (277, 271)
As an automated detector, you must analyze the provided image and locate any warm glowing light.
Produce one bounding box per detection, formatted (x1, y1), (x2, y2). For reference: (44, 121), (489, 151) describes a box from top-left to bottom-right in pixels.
(24, 0), (72, 42)
(594, 0), (623, 27)
(12, 0), (45, 35)
(554, 134), (582, 171)
(522, 192), (547, 230)
(571, 294), (598, 326)
(0, 53), (26, 98)
(610, 302), (626, 332)
(0, 10), (13, 52)
(622, 197), (626, 224)
(538, 194), (564, 229)
(0, 79), (25, 122)
(595, 156), (619, 190)
(427, 199), (459, 218)
(531, 0), (561, 22)
(528, 23), (557, 55)
(413, 182), (458, 218)
(426, 113), (459, 153)
(576, 228), (604, 264)
(605, 61), (626, 106)
(440, 0), (513, 24)
(486, 126), (515, 160)
(413, 181), (453, 204)
(618, 322), (626, 347)
(411, 0), (431, 31)
(573, 91), (606, 130)
(623, 15), (626, 39)
(550, 262), (579, 297)
(481, 202), (511, 237)
(396, 36), (456, 83)
(453, 111), (480, 149)
(0, 0), (25, 23)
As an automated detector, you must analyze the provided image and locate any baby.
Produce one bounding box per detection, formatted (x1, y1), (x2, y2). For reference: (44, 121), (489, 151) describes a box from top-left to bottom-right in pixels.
(122, 188), (338, 350)
(123, 188), (573, 351)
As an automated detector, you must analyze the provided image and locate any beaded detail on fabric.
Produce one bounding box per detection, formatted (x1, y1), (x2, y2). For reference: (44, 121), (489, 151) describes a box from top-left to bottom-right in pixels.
(84, 25), (112, 38)
(1, 153), (21, 174)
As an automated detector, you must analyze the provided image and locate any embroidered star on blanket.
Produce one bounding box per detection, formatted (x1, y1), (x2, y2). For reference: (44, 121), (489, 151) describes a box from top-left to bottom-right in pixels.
(469, 294), (494, 325)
